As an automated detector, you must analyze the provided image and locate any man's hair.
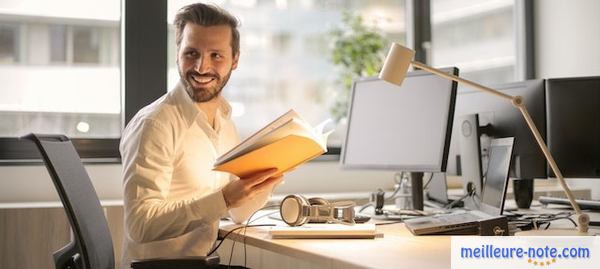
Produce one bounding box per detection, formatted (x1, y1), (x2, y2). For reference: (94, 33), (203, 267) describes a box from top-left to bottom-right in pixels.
(174, 3), (240, 55)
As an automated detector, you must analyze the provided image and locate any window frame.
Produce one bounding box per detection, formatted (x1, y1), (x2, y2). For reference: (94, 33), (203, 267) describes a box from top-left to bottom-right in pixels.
(0, 0), (533, 164)
(0, 0), (166, 164)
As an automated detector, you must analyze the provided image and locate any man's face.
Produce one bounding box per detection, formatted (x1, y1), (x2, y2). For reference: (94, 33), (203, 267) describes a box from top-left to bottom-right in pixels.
(177, 23), (239, 103)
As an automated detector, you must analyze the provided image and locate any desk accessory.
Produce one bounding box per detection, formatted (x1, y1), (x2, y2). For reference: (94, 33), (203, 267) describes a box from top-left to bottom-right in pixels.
(379, 42), (589, 235)
(279, 194), (356, 226)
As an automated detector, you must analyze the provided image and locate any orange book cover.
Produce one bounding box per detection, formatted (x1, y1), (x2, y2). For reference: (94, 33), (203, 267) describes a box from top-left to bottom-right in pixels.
(213, 110), (331, 178)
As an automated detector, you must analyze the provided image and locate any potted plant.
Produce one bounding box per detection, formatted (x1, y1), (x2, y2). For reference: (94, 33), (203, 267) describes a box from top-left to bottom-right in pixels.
(329, 11), (387, 123)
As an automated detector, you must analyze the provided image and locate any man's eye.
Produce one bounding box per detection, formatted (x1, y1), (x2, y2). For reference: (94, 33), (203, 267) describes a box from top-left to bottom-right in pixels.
(185, 51), (197, 57)
(212, 53), (223, 60)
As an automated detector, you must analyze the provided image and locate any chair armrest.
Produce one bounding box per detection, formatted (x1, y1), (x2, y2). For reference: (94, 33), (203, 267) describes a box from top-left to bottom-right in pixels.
(130, 256), (220, 269)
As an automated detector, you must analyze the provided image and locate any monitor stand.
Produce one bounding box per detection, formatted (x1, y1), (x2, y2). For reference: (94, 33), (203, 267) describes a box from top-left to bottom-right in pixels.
(458, 114), (483, 210)
(410, 172), (424, 210)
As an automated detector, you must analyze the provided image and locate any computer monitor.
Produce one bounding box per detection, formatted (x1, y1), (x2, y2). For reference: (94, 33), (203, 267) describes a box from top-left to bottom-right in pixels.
(341, 68), (458, 210)
(546, 76), (600, 178)
(447, 79), (547, 180)
(457, 113), (484, 209)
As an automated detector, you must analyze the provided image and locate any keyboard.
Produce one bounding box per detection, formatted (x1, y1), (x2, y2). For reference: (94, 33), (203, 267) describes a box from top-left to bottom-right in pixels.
(538, 196), (600, 211)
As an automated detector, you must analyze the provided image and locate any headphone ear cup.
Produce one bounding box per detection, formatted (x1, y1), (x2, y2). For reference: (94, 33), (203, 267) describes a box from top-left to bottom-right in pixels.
(280, 195), (310, 226)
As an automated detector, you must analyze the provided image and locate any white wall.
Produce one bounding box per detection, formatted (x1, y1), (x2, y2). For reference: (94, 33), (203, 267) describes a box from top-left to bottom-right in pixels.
(534, 0), (600, 199)
(0, 162), (397, 203)
(534, 0), (600, 78)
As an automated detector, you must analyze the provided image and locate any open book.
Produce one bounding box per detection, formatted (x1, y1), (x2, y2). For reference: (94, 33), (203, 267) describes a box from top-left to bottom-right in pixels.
(214, 109), (331, 178)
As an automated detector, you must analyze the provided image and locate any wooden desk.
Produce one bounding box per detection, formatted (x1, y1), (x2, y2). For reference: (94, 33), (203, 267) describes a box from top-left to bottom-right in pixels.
(218, 204), (600, 269)
(218, 217), (450, 269)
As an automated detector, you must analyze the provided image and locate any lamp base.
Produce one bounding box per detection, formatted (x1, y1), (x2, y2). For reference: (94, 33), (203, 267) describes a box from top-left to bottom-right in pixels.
(515, 229), (589, 236)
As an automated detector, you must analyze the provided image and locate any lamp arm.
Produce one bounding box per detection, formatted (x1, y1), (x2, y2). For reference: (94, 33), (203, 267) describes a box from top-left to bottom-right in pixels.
(411, 61), (514, 102)
(411, 60), (589, 233)
(517, 106), (589, 233)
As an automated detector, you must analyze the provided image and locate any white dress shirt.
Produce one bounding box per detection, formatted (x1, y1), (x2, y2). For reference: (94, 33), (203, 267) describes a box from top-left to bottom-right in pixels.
(119, 82), (270, 268)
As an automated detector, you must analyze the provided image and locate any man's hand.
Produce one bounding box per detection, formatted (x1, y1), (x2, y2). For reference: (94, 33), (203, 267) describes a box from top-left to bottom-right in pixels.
(221, 168), (283, 208)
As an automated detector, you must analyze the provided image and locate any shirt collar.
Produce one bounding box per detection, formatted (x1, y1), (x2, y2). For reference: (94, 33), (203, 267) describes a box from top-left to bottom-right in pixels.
(171, 81), (233, 127)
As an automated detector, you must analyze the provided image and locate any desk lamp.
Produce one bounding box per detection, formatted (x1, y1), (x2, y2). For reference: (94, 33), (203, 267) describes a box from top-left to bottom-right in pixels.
(379, 42), (589, 235)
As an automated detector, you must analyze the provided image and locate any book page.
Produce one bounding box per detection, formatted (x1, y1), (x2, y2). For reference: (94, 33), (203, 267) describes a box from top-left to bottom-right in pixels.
(216, 109), (300, 163)
(216, 118), (316, 165)
(214, 135), (326, 178)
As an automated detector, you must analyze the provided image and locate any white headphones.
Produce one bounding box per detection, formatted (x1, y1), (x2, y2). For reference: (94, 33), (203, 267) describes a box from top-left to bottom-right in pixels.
(279, 194), (356, 226)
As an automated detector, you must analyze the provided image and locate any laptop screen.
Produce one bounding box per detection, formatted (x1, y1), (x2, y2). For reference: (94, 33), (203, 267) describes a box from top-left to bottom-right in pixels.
(480, 137), (514, 216)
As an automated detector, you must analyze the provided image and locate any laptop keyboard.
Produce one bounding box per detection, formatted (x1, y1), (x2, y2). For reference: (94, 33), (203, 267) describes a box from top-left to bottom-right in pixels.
(431, 212), (481, 223)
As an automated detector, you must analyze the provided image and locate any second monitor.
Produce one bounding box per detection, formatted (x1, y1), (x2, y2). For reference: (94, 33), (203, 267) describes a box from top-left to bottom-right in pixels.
(448, 79), (547, 181)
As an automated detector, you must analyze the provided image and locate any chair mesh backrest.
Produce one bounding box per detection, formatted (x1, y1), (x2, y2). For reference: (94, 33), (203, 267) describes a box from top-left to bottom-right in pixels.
(30, 134), (114, 269)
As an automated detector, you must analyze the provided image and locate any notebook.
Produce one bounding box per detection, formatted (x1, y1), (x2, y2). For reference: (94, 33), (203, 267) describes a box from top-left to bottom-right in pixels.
(404, 137), (514, 235)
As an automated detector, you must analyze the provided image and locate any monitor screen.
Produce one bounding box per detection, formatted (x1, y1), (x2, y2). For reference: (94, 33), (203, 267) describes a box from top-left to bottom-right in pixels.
(446, 79), (547, 179)
(546, 76), (600, 178)
(480, 137), (514, 216)
(341, 68), (458, 172)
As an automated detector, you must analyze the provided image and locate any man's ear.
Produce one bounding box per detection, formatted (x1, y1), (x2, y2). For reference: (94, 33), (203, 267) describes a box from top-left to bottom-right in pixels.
(231, 51), (240, 70)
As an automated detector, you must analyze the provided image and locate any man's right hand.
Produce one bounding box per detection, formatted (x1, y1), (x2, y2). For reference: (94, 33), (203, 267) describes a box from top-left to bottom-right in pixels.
(221, 168), (283, 209)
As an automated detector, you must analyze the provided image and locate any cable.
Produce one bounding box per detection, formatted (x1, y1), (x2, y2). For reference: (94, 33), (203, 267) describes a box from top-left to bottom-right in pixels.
(220, 204), (281, 268)
(208, 205), (280, 258)
(507, 211), (577, 231)
(358, 203), (373, 213)
(242, 206), (280, 268)
(207, 224), (274, 257)
(422, 173), (435, 190)
(444, 192), (470, 209)
(443, 182), (477, 209)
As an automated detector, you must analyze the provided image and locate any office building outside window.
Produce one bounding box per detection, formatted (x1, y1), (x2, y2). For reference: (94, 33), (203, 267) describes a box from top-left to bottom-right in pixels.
(167, 0), (407, 146)
(431, 0), (517, 85)
(0, 0), (121, 138)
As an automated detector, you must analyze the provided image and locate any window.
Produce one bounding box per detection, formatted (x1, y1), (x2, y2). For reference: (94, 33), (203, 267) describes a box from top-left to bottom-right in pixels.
(430, 0), (518, 85)
(0, 0), (121, 140)
(0, 0), (532, 161)
(0, 23), (19, 64)
(49, 25), (67, 63)
(167, 0), (407, 147)
(73, 26), (101, 64)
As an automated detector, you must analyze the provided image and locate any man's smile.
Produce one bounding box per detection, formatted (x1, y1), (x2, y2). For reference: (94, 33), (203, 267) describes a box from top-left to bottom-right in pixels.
(191, 74), (216, 86)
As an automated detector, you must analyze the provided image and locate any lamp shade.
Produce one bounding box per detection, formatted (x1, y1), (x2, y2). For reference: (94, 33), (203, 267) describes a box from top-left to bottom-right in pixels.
(379, 43), (416, 86)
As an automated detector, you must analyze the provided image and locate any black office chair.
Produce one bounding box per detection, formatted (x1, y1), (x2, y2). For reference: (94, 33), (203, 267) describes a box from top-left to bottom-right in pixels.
(23, 134), (219, 269)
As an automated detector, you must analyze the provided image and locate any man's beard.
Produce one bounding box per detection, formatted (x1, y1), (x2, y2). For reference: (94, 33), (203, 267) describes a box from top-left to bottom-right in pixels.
(180, 68), (233, 103)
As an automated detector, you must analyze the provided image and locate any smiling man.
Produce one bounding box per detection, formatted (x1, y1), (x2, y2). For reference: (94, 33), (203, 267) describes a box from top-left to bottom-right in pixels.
(119, 3), (282, 268)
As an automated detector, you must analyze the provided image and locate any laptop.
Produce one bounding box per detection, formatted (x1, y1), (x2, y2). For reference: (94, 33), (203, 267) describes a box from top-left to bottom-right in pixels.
(404, 137), (514, 235)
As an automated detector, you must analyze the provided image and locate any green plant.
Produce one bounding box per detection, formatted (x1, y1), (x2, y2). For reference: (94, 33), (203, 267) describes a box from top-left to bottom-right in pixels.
(329, 11), (387, 122)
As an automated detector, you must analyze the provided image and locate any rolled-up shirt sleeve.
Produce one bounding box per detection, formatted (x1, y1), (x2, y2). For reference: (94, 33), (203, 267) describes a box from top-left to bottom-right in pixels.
(121, 119), (228, 243)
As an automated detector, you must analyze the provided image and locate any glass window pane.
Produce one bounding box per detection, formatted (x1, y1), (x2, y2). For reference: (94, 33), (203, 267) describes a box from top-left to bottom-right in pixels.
(0, 0), (121, 138)
(168, 0), (407, 146)
(0, 23), (19, 64)
(431, 0), (516, 85)
(49, 24), (67, 63)
(73, 26), (100, 64)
